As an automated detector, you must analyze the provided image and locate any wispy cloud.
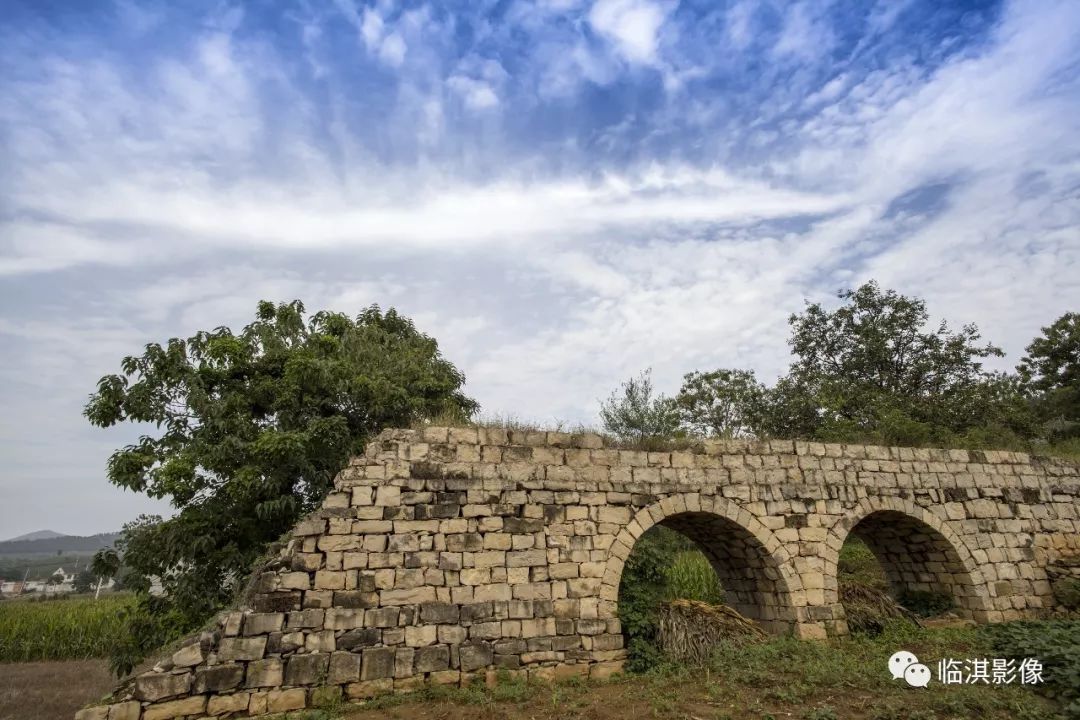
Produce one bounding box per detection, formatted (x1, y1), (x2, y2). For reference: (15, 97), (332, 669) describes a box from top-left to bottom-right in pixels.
(0, 0), (1078, 537)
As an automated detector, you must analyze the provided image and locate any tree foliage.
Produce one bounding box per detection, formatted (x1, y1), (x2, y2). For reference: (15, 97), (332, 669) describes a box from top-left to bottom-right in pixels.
(74, 570), (96, 594)
(675, 369), (767, 438)
(1018, 312), (1080, 440)
(91, 548), (120, 581)
(85, 300), (477, 674)
(761, 281), (1032, 446)
(601, 283), (1050, 450)
(599, 369), (681, 444)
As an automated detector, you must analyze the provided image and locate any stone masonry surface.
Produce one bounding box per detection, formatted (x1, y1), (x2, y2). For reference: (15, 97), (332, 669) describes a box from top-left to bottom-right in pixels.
(77, 427), (1080, 719)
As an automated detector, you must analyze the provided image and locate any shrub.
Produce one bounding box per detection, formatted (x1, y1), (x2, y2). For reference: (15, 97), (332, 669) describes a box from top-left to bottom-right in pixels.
(1052, 578), (1080, 610)
(981, 620), (1080, 719)
(897, 589), (953, 617)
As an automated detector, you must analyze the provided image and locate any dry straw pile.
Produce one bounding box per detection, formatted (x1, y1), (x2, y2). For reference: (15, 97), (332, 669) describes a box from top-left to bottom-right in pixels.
(656, 599), (766, 664)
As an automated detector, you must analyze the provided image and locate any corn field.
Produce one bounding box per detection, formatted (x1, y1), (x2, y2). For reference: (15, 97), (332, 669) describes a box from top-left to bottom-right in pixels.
(0, 595), (133, 662)
(663, 550), (725, 605)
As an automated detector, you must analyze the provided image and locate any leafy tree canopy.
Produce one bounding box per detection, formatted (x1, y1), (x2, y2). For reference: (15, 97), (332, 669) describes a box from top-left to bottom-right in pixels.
(1018, 312), (1080, 440)
(762, 281), (1028, 446)
(599, 369), (681, 444)
(675, 369), (767, 438)
(86, 300), (477, 673)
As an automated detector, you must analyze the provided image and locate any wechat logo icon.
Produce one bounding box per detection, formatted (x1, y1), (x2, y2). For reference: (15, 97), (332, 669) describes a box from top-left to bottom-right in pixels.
(889, 651), (931, 688)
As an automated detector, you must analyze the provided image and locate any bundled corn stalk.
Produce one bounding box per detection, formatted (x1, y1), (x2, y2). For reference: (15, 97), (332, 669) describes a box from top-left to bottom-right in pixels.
(840, 581), (922, 634)
(656, 599), (766, 664)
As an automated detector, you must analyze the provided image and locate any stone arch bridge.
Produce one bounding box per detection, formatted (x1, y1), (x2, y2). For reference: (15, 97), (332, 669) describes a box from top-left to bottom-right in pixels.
(81, 428), (1080, 720)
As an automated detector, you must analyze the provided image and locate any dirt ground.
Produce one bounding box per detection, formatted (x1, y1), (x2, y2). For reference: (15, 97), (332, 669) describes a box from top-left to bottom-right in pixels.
(0, 659), (114, 720)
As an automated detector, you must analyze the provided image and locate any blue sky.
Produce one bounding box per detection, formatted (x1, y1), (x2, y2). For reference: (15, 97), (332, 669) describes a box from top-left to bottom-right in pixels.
(1, 0), (1079, 537)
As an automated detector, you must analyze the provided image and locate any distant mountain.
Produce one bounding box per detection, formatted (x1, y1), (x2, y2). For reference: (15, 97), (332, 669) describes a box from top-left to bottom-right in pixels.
(5, 529), (66, 542)
(0, 532), (121, 556)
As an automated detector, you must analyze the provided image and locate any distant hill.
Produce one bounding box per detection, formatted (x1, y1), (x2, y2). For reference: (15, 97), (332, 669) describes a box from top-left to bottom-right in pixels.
(4, 529), (66, 542)
(0, 532), (121, 556)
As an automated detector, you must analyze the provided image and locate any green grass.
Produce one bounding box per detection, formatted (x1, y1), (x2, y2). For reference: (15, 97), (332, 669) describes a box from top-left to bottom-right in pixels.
(838, 537), (888, 589)
(1046, 437), (1080, 463)
(0, 594), (134, 662)
(681, 621), (1060, 720)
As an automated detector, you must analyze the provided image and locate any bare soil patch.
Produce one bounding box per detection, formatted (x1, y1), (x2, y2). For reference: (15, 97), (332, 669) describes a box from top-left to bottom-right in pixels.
(0, 659), (113, 720)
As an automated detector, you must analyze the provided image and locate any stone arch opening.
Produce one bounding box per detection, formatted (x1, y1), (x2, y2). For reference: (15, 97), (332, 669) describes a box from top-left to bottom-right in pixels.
(604, 496), (804, 637)
(828, 503), (988, 620)
(656, 512), (797, 631)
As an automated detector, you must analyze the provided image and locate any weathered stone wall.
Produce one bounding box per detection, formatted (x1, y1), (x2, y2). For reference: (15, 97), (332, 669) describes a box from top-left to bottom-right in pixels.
(78, 427), (1080, 720)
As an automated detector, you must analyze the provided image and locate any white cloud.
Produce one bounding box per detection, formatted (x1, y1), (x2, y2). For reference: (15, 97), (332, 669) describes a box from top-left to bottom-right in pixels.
(379, 32), (407, 66)
(725, 1), (755, 52)
(447, 75), (499, 109)
(2, 0), (1080, 537)
(588, 0), (672, 64)
(772, 2), (835, 60)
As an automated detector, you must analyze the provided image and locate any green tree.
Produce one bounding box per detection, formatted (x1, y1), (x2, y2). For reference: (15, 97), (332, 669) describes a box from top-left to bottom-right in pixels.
(85, 300), (477, 674)
(91, 548), (121, 600)
(675, 369), (767, 438)
(763, 281), (1027, 446)
(1018, 312), (1080, 440)
(599, 369), (681, 444)
(74, 570), (96, 594)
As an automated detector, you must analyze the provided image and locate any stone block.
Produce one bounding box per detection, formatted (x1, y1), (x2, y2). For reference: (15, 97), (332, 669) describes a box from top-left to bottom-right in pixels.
(142, 696), (207, 720)
(193, 664), (244, 693)
(266, 688), (307, 712)
(135, 672), (191, 702)
(414, 645), (451, 673)
(420, 602), (460, 624)
(328, 651), (363, 684)
(106, 702), (141, 720)
(376, 486), (402, 506)
(361, 647), (397, 680)
(206, 692), (250, 716)
(242, 612), (284, 635)
(458, 642), (494, 672)
(306, 629), (337, 652)
(285, 653), (330, 686)
(324, 608), (365, 630)
(245, 658), (283, 688)
(74, 708), (108, 720)
(429, 670), (461, 685)
(170, 642), (203, 668)
(279, 571), (312, 590)
(381, 586), (437, 605)
(310, 685), (343, 709)
(347, 678), (394, 699)
(218, 636), (267, 662)
(338, 627), (381, 651)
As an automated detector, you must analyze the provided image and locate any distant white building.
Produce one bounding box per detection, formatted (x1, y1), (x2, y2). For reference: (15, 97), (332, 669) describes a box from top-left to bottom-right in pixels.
(45, 567), (76, 594)
(0, 580), (24, 595)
